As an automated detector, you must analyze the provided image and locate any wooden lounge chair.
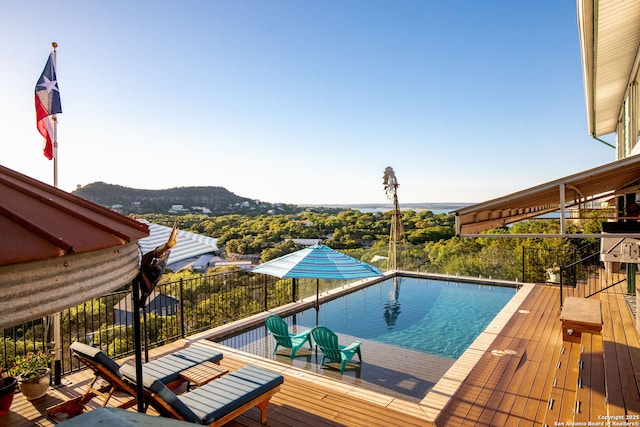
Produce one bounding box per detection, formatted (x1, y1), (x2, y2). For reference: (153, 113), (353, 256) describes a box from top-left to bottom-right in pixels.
(120, 363), (284, 426)
(265, 314), (313, 358)
(46, 342), (223, 420)
(311, 326), (362, 374)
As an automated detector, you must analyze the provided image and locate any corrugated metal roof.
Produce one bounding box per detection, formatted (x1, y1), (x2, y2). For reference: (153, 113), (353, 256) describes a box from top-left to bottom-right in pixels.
(453, 154), (640, 235)
(0, 164), (150, 328)
(0, 164), (149, 266)
(137, 220), (218, 266)
(578, 0), (640, 136)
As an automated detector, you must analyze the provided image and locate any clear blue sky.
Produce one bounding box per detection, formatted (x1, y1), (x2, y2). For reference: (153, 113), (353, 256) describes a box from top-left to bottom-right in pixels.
(1, 1), (612, 205)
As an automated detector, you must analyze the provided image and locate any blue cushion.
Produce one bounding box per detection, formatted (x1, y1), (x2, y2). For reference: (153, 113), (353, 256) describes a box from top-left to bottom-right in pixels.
(144, 373), (200, 424)
(70, 342), (122, 379)
(178, 365), (284, 425)
(119, 345), (223, 385)
(140, 346), (223, 384)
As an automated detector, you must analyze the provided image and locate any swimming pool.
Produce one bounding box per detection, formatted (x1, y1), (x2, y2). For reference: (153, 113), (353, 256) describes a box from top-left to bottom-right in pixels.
(303, 276), (516, 359)
(217, 276), (517, 401)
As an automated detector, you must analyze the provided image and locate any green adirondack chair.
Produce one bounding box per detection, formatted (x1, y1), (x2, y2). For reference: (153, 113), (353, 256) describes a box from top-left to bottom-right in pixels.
(265, 315), (313, 358)
(311, 326), (362, 374)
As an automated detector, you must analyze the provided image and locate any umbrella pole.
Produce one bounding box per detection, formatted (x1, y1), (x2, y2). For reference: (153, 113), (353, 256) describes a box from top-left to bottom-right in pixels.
(315, 279), (320, 326)
(132, 279), (145, 412)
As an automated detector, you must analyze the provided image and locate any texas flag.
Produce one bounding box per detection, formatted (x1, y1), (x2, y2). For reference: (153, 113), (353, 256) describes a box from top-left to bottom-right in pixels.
(35, 52), (62, 160)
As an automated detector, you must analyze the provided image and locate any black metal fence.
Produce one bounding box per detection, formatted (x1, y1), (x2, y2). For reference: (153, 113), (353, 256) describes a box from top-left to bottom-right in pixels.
(522, 241), (601, 286)
(1, 269), (289, 377)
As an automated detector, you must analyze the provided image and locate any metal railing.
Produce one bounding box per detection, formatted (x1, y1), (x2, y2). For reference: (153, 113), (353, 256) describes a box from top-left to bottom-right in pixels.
(1, 269), (288, 378)
(522, 241), (601, 285)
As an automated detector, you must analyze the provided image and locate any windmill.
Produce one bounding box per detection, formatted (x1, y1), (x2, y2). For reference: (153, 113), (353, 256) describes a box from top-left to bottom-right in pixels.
(383, 167), (405, 271)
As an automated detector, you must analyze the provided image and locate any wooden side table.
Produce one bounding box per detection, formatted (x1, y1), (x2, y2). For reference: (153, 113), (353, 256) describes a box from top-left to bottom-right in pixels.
(560, 297), (602, 342)
(179, 361), (229, 390)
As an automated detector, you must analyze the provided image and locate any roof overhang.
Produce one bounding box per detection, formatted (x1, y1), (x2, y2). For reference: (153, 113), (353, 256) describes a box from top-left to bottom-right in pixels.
(0, 164), (150, 328)
(578, 0), (640, 136)
(0, 243), (141, 329)
(453, 154), (640, 237)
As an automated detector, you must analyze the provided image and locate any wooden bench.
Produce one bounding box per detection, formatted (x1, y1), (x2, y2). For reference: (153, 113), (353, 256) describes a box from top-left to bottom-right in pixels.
(560, 297), (603, 343)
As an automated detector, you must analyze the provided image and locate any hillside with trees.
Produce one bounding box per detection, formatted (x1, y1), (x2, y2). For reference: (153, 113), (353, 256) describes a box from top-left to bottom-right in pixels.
(72, 182), (327, 216)
(142, 209), (607, 282)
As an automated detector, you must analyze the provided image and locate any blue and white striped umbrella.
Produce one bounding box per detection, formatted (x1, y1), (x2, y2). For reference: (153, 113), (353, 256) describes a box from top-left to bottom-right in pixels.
(252, 244), (382, 280)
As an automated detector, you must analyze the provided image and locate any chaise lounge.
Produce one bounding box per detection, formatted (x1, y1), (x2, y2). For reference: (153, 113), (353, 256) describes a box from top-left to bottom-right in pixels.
(120, 363), (284, 426)
(47, 342), (223, 420)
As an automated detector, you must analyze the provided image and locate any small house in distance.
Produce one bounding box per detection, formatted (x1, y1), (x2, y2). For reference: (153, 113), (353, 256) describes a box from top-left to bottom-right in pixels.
(114, 290), (179, 326)
(191, 254), (217, 273)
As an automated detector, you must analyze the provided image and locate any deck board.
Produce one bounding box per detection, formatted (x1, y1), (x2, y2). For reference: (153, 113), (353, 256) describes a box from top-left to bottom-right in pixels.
(499, 281), (558, 427)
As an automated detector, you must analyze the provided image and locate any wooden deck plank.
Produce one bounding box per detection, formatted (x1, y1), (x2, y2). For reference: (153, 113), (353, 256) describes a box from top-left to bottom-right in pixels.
(601, 291), (628, 417)
(500, 283), (558, 427)
(602, 291), (640, 416)
(473, 346), (525, 426)
(483, 286), (558, 427)
(507, 286), (563, 427)
(574, 332), (607, 423)
(543, 341), (581, 425)
(436, 284), (559, 427)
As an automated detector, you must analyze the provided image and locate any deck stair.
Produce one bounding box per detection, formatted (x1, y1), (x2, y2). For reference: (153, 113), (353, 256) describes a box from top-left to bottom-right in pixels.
(544, 279), (640, 426)
(542, 332), (607, 426)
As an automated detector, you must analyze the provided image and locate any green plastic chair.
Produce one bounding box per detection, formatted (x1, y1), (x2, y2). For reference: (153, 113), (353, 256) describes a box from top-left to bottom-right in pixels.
(265, 314), (313, 358)
(311, 326), (362, 374)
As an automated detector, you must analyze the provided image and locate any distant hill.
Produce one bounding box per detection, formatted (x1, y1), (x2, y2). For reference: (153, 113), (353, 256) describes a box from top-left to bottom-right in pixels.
(72, 182), (298, 215)
(72, 182), (468, 216)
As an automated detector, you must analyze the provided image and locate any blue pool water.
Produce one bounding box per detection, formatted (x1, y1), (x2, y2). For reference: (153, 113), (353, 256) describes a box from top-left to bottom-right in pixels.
(289, 277), (515, 359)
(258, 277), (515, 360)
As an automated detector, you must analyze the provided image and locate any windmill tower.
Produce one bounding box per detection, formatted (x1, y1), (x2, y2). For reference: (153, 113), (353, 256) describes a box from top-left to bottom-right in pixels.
(383, 167), (405, 271)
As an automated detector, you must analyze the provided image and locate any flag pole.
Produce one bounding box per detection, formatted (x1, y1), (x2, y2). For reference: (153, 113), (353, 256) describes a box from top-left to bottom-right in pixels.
(50, 41), (62, 385)
(51, 42), (58, 188)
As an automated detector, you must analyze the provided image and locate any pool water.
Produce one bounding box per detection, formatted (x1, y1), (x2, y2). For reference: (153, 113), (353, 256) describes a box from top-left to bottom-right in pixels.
(288, 277), (515, 359)
(217, 276), (518, 401)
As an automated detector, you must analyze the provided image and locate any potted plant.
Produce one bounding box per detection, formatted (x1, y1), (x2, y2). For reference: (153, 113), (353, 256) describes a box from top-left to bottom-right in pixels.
(546, 264), (560, 283)
(0, 369), (17, 416)
(9, 351), (51, 401)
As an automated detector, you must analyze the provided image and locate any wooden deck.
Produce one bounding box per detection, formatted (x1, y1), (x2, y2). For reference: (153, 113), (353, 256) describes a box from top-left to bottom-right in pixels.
(436, 270), (640, 426)
(3, 271), (640, 426)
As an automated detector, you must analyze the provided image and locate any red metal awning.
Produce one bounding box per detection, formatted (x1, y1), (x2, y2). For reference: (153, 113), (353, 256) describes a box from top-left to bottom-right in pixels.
(0, 164), (148, 266)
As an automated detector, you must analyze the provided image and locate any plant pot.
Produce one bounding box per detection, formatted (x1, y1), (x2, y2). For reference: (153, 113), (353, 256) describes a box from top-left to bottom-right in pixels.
(17, 368), (50, 401)
(548, 273), (559, 283)
(0, 377), (17, 416)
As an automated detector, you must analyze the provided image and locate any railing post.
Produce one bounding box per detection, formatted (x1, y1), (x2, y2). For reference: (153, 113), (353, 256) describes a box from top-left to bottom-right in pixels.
(263, 274), (268, 311)
(179, 278), (185, 338)
(559, 266), (564, 308)
(521, 247), (525, 283)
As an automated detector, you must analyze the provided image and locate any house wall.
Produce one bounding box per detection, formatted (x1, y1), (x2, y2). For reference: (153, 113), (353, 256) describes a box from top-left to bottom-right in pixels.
(114, 308), (134, 326)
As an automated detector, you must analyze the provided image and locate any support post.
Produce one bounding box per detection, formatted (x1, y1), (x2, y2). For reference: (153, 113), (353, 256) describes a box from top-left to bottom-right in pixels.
(628, 263), (637, 295)
(132, 279), (145, 413)
(179, 278), (185, 338)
